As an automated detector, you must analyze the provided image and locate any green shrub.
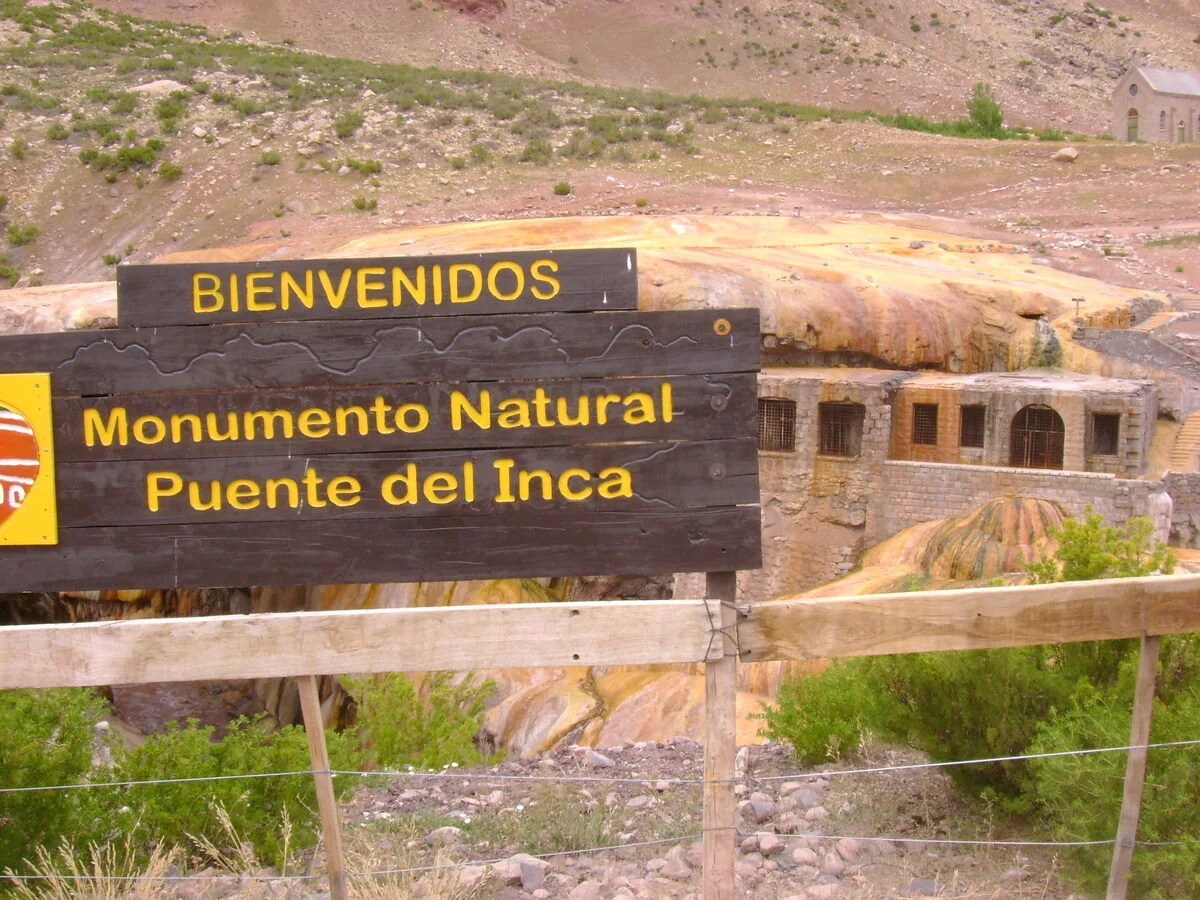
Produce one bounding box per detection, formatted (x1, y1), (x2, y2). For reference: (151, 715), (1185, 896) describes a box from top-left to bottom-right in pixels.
(1029, 638), (1200, 896)
(351, 194), (377, 211)
(113, 715), (362, 869)
(766, 510), (1177, 797)
(448, 155), (466, 170)
(758, 662), (865, 764)
(346, 671), (498, 770)
(519, 137), (553, 164)
(46, 121), (69, 140)
(334, 109), (363, 139)
(553, 181), (572, 196)
(157, 162), (183, 181)
(967, 81), (1003, 136)
(9, 138), (27, 160)
(7, 223), (38, 246)
(0, 689), (108, 870)
(468, 142), (492, 164)
(344, 157), (382, 175)
(257, 150), (282, 166)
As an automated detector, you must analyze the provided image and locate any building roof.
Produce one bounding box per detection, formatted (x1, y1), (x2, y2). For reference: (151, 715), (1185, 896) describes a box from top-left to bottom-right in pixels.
(1138, 67), (1200, 98)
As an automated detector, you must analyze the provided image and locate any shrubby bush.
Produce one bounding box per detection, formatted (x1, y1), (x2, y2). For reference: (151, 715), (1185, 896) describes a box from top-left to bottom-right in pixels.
(346, 671), (499, 770)
(0, 688), (109, 869)
(762, 509), (1197, 893)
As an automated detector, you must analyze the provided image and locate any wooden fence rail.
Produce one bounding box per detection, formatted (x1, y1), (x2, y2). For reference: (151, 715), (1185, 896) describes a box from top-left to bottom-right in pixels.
(4, 572), (1200, 899)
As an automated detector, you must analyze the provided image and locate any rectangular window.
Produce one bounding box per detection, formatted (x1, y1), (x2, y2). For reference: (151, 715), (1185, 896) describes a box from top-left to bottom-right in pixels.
(757, 398), (796, 452)
(912, 403), (939, 446)
(1092, 413), (1120, 456)
(818, 402), (865, 457)
(959, 405), (986, 448)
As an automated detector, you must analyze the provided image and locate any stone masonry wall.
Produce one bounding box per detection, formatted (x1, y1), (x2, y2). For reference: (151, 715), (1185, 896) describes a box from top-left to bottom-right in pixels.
(876, 460), (1171, 543)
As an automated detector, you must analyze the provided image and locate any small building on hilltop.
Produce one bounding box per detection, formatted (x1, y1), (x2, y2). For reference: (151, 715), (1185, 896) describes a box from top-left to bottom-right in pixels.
(1113, 66), (1200, 142)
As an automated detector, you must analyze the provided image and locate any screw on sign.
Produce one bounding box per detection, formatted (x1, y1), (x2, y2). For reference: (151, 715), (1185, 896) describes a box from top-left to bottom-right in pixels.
(0, 404), (39, 521)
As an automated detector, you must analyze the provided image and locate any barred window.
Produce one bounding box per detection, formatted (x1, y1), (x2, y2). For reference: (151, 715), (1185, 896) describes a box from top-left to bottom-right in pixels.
(1010, 404), (1065, 469)
(1092, 413), (1120, 456)
(758, 398), (796, 452)
(912, 403), (939, 446)
(959, 405), (986, 448)
(818, 402), (865, 457)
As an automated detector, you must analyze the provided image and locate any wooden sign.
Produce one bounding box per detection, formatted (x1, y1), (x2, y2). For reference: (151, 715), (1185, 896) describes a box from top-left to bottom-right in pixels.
(0, 307), (762, 592)
(116, 249), (638, 327)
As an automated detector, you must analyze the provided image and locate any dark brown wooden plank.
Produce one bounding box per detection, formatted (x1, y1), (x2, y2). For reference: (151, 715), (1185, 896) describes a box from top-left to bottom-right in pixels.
(56, 439), (759, 527)
(0, 505), (762, 592)
(53, 373), (757, 462)
(117, 249), (638, 327)
(0, 309), (760, 395)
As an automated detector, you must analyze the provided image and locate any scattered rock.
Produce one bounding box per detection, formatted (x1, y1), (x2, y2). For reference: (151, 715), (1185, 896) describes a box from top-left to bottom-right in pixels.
(583, 749), (615, 768)
(1052, 146), (1079, 163)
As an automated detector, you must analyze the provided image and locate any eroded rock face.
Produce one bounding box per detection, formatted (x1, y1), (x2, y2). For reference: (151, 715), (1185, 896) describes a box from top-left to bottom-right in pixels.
(434, 0), (505, 18)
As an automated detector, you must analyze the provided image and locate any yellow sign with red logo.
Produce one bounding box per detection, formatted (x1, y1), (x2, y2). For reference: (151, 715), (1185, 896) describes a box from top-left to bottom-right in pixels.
(0, 373), (57, 545)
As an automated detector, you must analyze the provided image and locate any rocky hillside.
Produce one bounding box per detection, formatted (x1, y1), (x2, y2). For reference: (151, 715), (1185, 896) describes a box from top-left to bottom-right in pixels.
(92, 0), (1200, 132)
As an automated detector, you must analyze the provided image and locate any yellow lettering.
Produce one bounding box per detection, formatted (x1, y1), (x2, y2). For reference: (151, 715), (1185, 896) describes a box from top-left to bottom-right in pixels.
(559, 468), (593, 501)
(597, 466), (633, 499)
(424, 471), (458, 504)
(450, 390), (491, 430)
(463, 461), (475, 503)
(556, 397), (589, 427)
(192, 273), (224, 313)
(280, 270), (314, 310)
(146, 471), (182, 511)
(297, 408), (331, 438)
(661, 382), (674, 423)
(265, 477), (299, 509)
(204, 412), (240, 441)
(493, 459), (516, 502)
(170, 413), (203, 443)
(245, 272), (276, 311)
(188, 480), (222, 511)
(356, 267), (388, 308)
(382, 464), (419, 505)
(394, 403), (429, 434)
(301, 467), (327, 508)
(487, 260), (524, 301)
(392, 266), (426, 305)
(497, 398), (531, 429)
(595, 394), (622, 425)
(327, 475), (362, 508)
(83, 407), (127, 447)
(226, 479), (261, 510)
(244, 410), (295, 441)
(623, 392), (656, 425)
(334, 405), (370, 437)
(530, 259), (560, 300)
(317, 268), (353, 309)
(132, 414), (166, 444)
(433, 264), (444, 305)
(519, 468), (553, 501)
(449, 263), (483, 304)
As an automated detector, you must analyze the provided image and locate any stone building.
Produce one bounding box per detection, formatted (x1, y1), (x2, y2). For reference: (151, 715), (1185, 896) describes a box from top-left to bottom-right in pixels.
(743, 367), (1170, 603)
(1113, 66), (1200, 142)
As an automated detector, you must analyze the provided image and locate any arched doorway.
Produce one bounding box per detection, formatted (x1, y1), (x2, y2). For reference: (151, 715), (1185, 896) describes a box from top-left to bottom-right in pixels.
(1127, 108), (1139, 141)
(1010, 405), (1064, 469)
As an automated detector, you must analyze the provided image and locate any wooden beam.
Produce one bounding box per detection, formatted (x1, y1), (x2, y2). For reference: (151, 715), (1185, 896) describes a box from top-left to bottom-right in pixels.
(297, 675), (348, 900)
(0, 599), (721, 690)
(738, 574), (1200, 663)
(1107, 634), (1161, 900)
(703, 574), (738, 900)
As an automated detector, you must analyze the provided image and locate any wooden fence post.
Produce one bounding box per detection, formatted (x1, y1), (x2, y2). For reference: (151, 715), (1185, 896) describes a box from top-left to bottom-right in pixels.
(703, 572), (738, 900)
(298, 675), (348, 900)
(1106, 634), (1161, 900)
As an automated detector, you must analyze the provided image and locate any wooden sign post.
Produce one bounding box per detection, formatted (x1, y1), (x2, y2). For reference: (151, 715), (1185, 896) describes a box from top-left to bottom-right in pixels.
(0, 247), (762, 898)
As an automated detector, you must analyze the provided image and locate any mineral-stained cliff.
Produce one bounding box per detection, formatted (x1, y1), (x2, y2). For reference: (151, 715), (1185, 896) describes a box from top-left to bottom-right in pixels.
(0, 214), (1171, 753)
